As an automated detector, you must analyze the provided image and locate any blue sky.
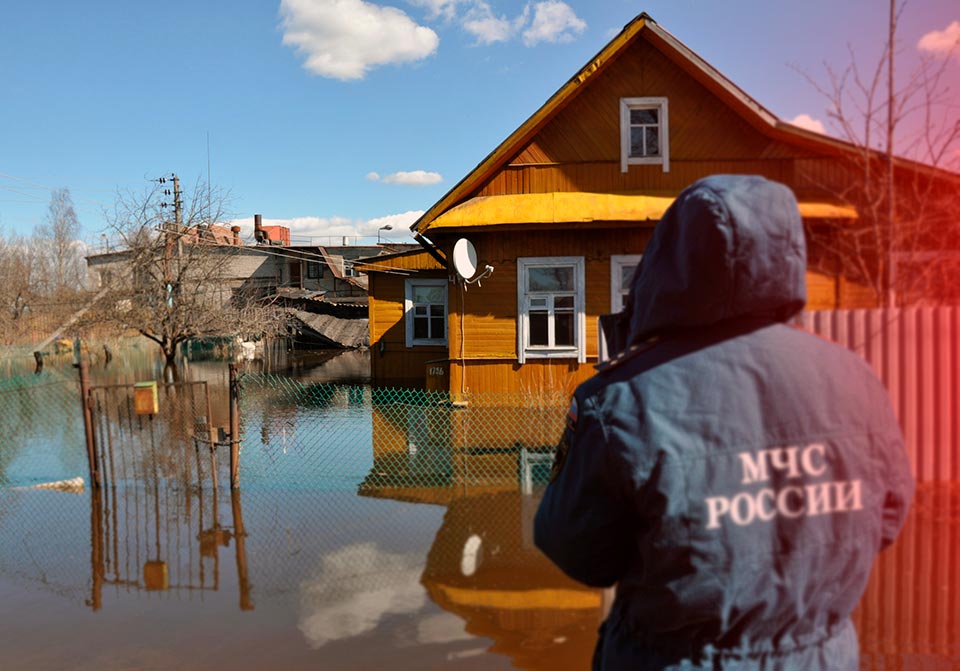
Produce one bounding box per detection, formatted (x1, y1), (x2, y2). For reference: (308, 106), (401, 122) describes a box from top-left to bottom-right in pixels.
(1, 0), (957, 246)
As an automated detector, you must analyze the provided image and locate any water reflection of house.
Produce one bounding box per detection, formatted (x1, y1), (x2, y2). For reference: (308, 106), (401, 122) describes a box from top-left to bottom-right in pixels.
(422, 491), (600, 670)
(358, 12), (960, 395)
(383, 484), (959, 671)
(359, 396), (563, 505)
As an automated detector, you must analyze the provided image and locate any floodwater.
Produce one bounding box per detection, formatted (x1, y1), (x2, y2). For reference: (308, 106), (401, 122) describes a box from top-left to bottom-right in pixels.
(0, 343), (957, 670)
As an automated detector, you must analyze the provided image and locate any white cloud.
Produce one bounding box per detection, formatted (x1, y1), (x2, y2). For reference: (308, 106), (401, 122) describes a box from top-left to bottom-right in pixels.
(227, 210), (422, 243)
(365, 172), (381, 182)
(917, 21), (960, 60)
(521, 1), (586, 47)
(461, 2), (520, 45)
(788, 113), (826, 134)
(280, 0), (439, 80)
(408, 0), (584, 48)
(367, 211), (423, 230)
(298, 543), (426, 648)
(378, 170), (443, 186)
(409, 0), (464, 21)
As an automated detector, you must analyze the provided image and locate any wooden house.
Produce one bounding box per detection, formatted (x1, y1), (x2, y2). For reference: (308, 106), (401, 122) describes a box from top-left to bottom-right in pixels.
(359, 12), (959, 395)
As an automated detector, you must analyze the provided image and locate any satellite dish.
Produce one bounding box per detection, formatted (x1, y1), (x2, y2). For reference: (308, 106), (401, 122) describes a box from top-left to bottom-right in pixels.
(452, 238), (478, 280)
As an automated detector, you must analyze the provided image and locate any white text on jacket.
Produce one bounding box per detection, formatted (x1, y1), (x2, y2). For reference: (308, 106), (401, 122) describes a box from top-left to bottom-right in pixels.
(705, 443), (863, 529)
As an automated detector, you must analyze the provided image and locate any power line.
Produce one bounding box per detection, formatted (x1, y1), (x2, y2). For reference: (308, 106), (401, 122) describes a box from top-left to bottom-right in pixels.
(0, 171), (111, 210)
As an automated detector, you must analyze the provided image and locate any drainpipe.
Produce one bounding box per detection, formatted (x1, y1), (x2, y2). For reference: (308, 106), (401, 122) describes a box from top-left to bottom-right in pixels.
(412, 232), (448, 268)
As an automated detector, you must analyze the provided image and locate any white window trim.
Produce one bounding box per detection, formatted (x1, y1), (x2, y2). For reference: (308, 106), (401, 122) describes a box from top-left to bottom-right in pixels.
(610, 254), (642, 313)
(620, 97), (669, 173)
(405, 278), (448, 347)
(517, 256), (586, 364)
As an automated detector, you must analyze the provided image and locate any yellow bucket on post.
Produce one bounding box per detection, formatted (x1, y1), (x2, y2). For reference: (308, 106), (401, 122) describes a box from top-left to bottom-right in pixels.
(143, 561), (168, 590)
(134, 381), (159, 415)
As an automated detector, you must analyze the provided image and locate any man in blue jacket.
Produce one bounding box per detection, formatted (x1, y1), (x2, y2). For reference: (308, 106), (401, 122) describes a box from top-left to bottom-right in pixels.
(534, 174), (914, 670)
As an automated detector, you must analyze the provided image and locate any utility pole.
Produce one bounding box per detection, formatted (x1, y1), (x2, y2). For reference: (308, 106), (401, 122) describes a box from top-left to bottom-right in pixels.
(173, 174), (183, 263)
(159, 173), (182, 290)
(885, 0), (896, 306)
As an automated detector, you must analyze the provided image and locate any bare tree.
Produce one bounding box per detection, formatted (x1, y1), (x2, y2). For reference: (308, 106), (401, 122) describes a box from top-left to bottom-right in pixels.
(85, 178), (288, 370)
(0, 231), (42, 346)
(37, 188), (86, 295)
(798, 3), (960, 306)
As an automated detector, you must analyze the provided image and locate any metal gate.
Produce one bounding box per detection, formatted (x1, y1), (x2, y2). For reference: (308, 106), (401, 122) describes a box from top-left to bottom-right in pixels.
(87, 380), (220, 488)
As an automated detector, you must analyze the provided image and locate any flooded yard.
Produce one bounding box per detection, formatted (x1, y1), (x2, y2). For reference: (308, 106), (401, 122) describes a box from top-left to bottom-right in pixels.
(0, 344), (957, 670)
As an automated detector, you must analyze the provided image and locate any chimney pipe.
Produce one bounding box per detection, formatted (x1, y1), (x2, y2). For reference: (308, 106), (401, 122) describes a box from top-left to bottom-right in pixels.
(254, 214), (265, 244)
(231, 225), (241, 246)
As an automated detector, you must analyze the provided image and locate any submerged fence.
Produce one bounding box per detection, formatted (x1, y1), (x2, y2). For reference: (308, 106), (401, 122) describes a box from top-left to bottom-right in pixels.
(0, 316), (957, 668)
(237, 376), (568, 498)
(1, 306), (958, 489)
(0, 368), (85, 488)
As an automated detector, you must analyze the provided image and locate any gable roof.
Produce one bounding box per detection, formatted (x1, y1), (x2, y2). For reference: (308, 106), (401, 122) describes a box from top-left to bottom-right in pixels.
(411, 12), (957, 235)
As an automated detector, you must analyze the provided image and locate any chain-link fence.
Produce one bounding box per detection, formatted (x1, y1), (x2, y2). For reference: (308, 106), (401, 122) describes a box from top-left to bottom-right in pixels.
(0, 367), (85, 488)
(2, 363), (957, 670)
(237, 373), (569, 497)
(0, 367), (91, 609)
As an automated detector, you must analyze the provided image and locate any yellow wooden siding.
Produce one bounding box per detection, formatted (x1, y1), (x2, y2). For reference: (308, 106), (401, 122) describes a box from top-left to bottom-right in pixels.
(444, 228), (652, 362)
(356, 249), (443, 273)
(449, 359), (597, 399)
(805, 271), (839, 310)
(370, 227), (874, 391)
(508, 37), (815, 177)
(369, 272), (450, 388)
(839, 276), (880, 308)
(478, 161), (806, 198)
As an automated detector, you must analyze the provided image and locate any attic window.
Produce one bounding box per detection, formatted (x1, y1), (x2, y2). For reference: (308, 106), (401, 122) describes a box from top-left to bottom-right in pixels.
(620, 97), (669, 173)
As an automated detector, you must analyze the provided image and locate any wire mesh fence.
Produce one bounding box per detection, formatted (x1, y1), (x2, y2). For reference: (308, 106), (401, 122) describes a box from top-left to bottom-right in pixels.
(0, 367), (85, 488)
(89, 380), (221, 488)
(0, 363), (958, 670)
(237, 373), (569, 497)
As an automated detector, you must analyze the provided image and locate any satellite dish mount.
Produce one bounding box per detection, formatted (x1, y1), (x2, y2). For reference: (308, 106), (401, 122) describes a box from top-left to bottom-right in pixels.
(452, 238), (493, 288)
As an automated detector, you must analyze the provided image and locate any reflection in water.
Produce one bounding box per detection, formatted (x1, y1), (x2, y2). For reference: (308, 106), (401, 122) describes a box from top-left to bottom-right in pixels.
(298, 542), (426, 648)
(87, 480), (252, 612)
(421, 491), (601, 671)
(1, 344), (959, 670)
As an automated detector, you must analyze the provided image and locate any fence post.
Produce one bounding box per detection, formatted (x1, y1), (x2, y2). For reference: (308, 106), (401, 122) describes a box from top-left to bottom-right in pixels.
(77, 360), (101, 489)
(229, 363), (241, 489)
(231, 487), (253, 611)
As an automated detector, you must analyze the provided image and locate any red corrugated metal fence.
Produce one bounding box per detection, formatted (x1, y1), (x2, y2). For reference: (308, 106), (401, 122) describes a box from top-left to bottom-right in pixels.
(802, 307), (959, 482)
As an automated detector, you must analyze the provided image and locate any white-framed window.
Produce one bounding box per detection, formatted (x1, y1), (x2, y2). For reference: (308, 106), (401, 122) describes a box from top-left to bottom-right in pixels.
(620, 97), (669, 173)
(610, 254), (642, 312)
(517, 257), (586, 364)
(405, 278), (447, 347)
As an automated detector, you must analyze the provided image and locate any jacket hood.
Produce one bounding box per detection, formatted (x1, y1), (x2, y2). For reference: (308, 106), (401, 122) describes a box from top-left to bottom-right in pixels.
(627, 174), (806, 345)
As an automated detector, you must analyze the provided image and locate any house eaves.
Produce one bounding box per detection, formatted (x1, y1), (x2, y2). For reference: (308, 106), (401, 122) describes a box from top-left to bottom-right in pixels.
(353, 248), (444, 275)
(427, 192), (858, 232)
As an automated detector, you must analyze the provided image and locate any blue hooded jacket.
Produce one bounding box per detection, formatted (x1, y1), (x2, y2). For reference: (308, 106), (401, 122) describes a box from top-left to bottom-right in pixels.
(534, 175), (914, 670)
